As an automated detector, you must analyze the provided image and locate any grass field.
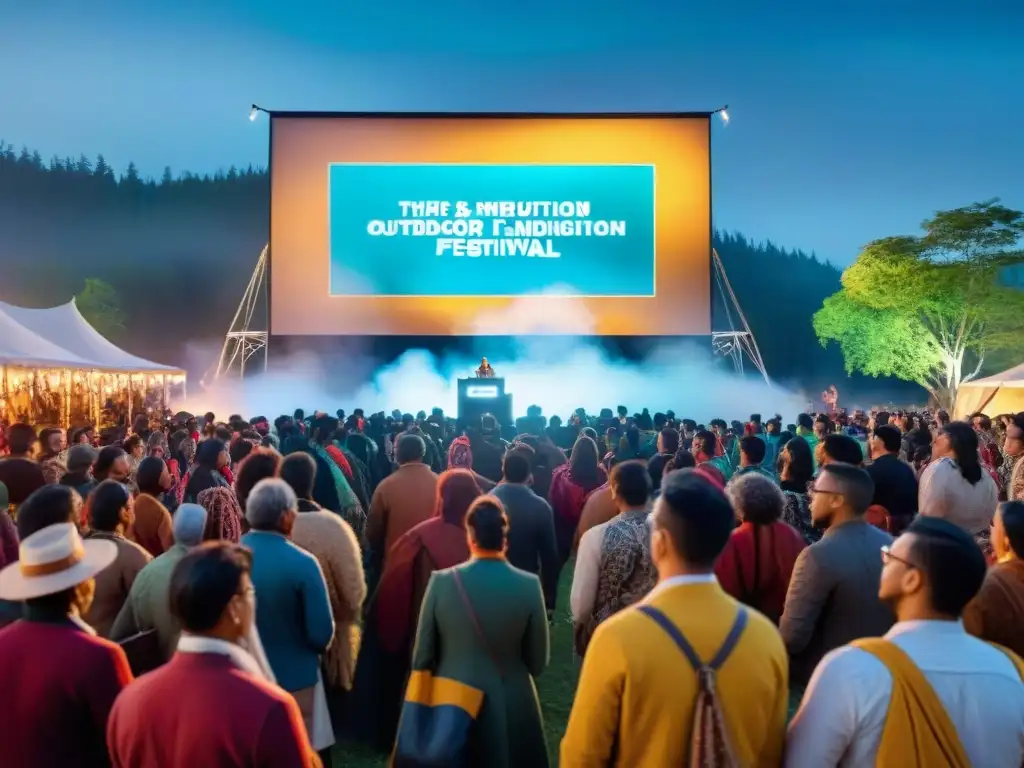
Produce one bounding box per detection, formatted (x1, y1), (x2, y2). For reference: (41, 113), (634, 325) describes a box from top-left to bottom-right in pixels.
(331, 566), (579, 767)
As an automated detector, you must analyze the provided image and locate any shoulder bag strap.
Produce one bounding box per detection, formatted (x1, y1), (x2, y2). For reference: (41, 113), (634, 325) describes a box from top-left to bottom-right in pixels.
(639, 605), (748, 672)
(452, 569), (504, 678)
(708, 609), (748, 670)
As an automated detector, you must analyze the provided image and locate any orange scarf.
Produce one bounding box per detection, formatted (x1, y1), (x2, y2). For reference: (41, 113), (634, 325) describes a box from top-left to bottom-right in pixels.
(850, 639), (1024, 768)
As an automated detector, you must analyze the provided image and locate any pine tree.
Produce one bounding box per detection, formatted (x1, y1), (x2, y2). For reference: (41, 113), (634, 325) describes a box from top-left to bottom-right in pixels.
(123, 161), (141, 185)
(76, 154), (93, 174)
(161, 166), (173, 186)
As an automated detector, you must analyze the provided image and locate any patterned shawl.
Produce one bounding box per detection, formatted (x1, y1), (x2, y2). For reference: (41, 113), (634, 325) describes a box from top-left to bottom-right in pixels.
(197, 486), (243, 543)
(309, 440), (366, 543)
(447, 436), (472, 468)
(577, 511), (655, 654)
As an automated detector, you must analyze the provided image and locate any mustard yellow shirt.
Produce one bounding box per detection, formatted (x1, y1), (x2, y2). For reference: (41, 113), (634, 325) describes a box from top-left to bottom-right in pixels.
(561, 578), (788, 767)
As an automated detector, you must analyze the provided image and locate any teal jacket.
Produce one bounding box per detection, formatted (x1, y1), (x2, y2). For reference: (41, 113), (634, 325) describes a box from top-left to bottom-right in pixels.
(241, 530), (335, 692)
(734, 465), (778, 482)
(412, 558), (550, 767)
(761, 434), (781, 472)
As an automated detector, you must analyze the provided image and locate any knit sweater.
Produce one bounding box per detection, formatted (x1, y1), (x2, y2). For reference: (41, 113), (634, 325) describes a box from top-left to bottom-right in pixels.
(291, 508), (367, 689)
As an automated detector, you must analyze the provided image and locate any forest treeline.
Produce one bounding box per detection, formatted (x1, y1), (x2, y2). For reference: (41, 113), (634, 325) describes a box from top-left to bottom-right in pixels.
(0, 142), (266, 211)
(0, 140), (878, 396)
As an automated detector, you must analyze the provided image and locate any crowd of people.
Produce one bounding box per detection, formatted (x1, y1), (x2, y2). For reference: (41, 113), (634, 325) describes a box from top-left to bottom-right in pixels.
(0, 402), (1022, 767)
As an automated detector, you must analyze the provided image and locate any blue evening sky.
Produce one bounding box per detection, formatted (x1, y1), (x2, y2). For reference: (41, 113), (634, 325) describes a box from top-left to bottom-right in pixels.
(3, 0), (1022, 266)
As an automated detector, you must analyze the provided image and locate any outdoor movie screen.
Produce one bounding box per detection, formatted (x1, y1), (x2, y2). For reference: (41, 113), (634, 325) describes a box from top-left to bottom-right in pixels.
(268, 114), (711, 336)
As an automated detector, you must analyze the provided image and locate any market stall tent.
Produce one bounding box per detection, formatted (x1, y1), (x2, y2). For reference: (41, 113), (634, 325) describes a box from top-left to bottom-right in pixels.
(954, 362), (1024, 419)
(0, 299), (183, 373)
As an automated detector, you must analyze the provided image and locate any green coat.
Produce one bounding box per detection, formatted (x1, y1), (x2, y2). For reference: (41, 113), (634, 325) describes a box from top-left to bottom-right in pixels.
(703, 455), (735, 481)
(109, 543), (189, 661)
(411, 558), (550, 768)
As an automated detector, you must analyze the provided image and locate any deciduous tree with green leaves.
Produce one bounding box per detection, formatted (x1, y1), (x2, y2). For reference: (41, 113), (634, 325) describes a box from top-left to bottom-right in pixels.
(814, 200), (1024, 410)
(76, 278), (126, 340)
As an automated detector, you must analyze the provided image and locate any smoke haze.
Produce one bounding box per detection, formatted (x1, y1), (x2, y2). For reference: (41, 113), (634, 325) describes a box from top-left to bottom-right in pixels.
(183, 296), (808, 423)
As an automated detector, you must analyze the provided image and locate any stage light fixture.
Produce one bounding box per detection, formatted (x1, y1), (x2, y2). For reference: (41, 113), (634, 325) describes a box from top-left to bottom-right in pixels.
(249, 105), (259, 122)
(713, 104), (730, 125)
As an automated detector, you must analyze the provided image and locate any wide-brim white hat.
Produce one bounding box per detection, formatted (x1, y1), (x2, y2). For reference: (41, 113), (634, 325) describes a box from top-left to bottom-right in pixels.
(0, 522), (117, 601)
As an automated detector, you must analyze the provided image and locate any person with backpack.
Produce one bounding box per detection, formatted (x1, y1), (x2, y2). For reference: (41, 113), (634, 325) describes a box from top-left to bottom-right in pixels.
(786, 516), (1024, 767)
(560, 468), (789, 766)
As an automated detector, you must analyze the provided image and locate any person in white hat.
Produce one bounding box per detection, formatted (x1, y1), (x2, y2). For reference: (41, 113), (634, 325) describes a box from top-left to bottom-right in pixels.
(0, 521), (133, 767)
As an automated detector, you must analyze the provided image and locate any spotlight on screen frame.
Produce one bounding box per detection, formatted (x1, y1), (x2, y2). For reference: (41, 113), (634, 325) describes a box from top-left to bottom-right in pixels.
(249, 105), (259, 122)
(716, 105), (730, 125)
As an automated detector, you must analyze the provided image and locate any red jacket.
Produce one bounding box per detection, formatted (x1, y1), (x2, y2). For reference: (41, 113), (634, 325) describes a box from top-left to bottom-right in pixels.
(107, 652), (319, 768)
(549, 464), (607, 528)
(0, 618), (133, 767)
(715, 521), (807, 623)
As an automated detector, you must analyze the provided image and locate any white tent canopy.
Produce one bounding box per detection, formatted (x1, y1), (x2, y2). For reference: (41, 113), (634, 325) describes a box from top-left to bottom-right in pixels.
(0, 305), (97, 369)
(965, 363), (1024, 389)
(955, 362), (1024, 419)
(0, 299), (183, 373)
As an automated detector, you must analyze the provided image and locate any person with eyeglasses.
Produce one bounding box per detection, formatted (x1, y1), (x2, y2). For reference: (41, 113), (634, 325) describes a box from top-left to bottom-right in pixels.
(107, 542), (320, 767)
(779, 463), (895, 689)
(787, 516), (1024, 767)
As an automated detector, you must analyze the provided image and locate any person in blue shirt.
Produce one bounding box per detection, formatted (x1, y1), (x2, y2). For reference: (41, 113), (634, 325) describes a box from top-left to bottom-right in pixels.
(241, 478), (335, 755)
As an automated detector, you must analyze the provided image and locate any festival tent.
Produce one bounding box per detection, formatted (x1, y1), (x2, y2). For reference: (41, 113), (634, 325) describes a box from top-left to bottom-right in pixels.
(0, 305), (97, 369)
(0, 298), (183, 373)
(0, 299), (185, 428)
(954, 362), (1024, 419)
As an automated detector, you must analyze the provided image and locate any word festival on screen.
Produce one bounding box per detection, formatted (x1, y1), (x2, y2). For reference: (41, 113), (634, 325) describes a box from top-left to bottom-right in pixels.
(365, 200), (627, 258)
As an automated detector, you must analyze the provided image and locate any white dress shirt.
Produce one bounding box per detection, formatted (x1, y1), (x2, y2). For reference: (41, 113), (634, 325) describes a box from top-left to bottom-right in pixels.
(786, 619), (1024, 767)
(570, 519), (615, 623)
(645, 572), (717, 599)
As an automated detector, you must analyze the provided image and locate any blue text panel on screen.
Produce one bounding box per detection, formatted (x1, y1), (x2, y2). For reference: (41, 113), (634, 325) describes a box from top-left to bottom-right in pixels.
(328, 163), (656, 297)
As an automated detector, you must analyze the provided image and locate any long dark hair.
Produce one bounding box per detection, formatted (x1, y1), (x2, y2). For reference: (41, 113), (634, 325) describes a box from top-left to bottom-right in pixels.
(168, 429), (189, 467)
(779, 436), (813, 488)
(569, 435), (600, 488)
(195, 438), (226, 470)
(942, 421), (983, 485)
(694, 430), (717, 457)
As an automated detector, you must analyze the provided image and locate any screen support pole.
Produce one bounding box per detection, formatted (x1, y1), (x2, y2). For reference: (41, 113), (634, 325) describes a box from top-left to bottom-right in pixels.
(211, 245), (269, 381)
(711, 248), (770, 387)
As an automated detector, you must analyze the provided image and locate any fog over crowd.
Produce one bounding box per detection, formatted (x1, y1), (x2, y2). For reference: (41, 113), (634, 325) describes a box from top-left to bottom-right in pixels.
(187, 295), (806, 420)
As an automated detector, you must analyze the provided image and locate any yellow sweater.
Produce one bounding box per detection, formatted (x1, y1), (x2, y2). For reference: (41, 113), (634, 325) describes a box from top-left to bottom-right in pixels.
(560, 581), (788, 767)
